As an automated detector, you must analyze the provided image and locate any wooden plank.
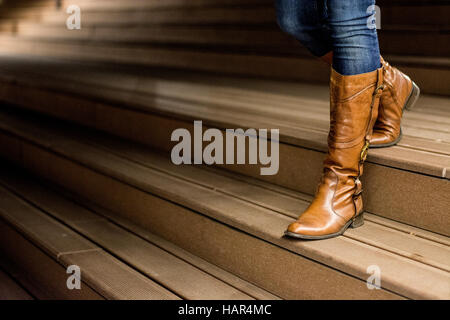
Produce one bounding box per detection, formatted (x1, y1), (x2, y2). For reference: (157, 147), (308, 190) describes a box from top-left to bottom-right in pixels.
(0, 88), (448, 234)
(0, 158), (402, 300)
(39, 7), (275, 26)
(3, 1), (448, 27)
(0, 170), (265, 300)
(66, 220), (256, 300)
(0, 185), (101, 258)
(60, 250), (180, 300)
(0, 55), (446, 133)
(364, 213), (450, 247)
(196, 165), (450, 246)
(0, 122), (448, 299)
(0, 186), (180, 300)
(70, 134), (450, 272)
(0, 60), (448, 167)
(3, 60), (450, 143)
(62, 197), (281, 300)
(0, 269), (33, 300)
(0, 220), (104, 300)
(11, 22), (449, 57)
(0, 35), (448, 95)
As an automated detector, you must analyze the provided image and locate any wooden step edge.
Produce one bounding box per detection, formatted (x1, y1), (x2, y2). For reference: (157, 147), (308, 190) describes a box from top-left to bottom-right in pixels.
(0, 35), (448, 97)
(84, 132), (450, 249)
(0, 166), (281, 300)
(0, 101), (448, 237)
(2, 35), (450, 69)
(0, 169), (402, 301)
(40, 109), (450, 243)
(0, 120), (448, 299)
(201, 164), (450, 246)
(70, 199), (282, 300)
(74, 132), (450, 274)
(0, 219), (104, 300)
(0, 67), (448, 181)
(0, 186), (180, 300)
(0, 168), (271, 300)
(204, 158), (450, 245)
(0, 57), (449, 143)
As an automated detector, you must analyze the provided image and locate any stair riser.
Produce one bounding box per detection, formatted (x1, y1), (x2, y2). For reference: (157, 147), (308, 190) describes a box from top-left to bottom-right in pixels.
(0, 221), (103, 300)
(379, 33), (450, 57)
(1, 85), (448, 236)
(0, 138), (401, 300)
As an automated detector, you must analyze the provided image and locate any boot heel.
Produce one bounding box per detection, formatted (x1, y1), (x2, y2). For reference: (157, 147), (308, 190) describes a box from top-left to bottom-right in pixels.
(350, 213), (364, 228)
(404, 81), (420, 111)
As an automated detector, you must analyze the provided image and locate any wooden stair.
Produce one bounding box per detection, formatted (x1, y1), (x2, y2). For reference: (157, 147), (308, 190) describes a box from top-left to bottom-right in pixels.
(0, 57), (448, 236)
(0, 108), (449, 299)
(0, 0), (449, 95)
(0, 157), (278, 300)
(0, 0), (449, 300)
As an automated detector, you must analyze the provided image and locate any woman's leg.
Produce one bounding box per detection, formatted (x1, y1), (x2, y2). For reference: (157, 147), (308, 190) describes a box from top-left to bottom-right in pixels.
(276, 0), (380, 74)
(324, 1), (420, 146)
(326, 0), (381, 75)
(275, 0), (332, 59)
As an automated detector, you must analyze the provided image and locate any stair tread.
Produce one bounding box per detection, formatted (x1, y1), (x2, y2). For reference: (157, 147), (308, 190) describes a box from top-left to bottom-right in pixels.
(0, 56), (448, 179)
(0, 111), (448, 299)
(0, 167), (277, 300)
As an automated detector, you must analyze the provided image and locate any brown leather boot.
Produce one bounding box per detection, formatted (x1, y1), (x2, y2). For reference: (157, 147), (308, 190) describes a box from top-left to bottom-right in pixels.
(370, 57), (420, 147)
(319, 53), (420, 148)
(285, 67), (384, 240)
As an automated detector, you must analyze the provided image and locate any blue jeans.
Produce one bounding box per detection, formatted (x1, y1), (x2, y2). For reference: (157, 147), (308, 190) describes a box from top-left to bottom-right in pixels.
(276, 0), (381, 75)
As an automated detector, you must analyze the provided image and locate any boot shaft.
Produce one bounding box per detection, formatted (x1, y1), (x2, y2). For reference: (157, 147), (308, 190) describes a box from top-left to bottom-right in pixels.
(325, 67), (384, 176)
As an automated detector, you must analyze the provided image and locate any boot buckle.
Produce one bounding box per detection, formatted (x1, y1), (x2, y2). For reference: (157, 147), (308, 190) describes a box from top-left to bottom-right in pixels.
(353, 178), (363, 197)
(373, 84), (385, 97)
(360, 141), (370, 161)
